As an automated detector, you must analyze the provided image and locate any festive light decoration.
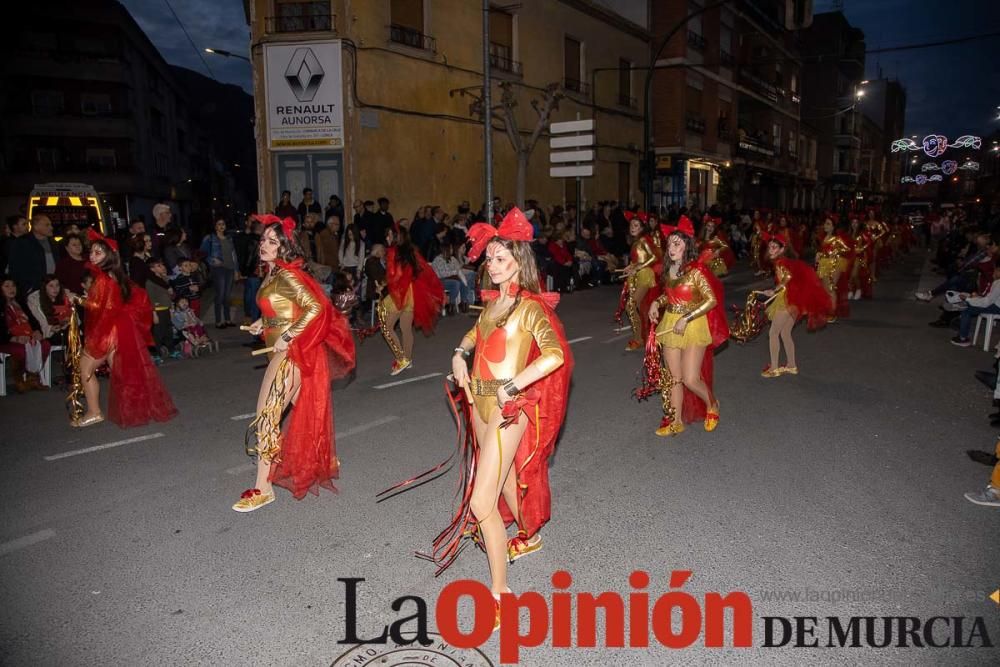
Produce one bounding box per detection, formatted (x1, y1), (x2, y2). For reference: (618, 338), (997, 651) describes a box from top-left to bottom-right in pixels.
(915, 174), (928, 185)
(942, 160), (958, 175)
(959, 161), (980, 171)
(922, 135), (948, 158)
(951, 135), (982, 150)
(901, 176), (916, 183)
(892, 134), (982, 155)
(921, 162), (940, 172)
(928, 174), (943, 182)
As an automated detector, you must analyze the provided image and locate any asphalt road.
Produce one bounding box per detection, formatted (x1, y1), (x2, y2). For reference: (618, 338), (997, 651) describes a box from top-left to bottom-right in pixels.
(0, 252), (996, 666)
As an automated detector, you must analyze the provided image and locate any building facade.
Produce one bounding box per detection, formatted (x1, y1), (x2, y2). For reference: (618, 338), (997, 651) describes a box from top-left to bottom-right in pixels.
(244, 0), (649, 216)
(0, 0), (254, 231)
(799, 10), (867, 211)
(648, 0), (815, 212)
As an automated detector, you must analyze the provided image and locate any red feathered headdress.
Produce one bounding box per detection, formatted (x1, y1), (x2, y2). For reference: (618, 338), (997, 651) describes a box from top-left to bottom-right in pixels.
(466, 207), (534, 261)
(87, 227), (118, 253)
(252, 213), (297, 239)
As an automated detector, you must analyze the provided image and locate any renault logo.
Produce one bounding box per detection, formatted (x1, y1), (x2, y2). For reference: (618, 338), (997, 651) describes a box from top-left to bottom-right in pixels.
(284, 47), (324, 102)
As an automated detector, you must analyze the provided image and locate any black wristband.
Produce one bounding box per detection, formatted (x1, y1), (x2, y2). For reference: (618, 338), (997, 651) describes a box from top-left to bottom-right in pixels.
(503, 381), (520, 396)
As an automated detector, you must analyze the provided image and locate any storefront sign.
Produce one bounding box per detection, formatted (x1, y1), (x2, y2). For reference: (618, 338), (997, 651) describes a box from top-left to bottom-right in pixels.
(264, 40), (344, 150)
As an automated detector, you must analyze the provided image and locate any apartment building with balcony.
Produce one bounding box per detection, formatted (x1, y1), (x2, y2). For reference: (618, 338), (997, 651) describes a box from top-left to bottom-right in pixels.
(244, 0), (650, 215)
(649, 0), (813, 211)
(799, 10), (866, 210)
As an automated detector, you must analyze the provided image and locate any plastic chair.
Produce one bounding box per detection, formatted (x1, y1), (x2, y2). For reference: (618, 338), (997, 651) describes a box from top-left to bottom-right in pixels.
(0, 352), (8, 396)
(972, 313), (1000, 351)
(40, 345), (64, 387)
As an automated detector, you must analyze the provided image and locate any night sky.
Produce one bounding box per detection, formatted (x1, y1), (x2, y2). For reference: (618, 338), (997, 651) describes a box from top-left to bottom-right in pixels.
(124, 0), (1000, 140)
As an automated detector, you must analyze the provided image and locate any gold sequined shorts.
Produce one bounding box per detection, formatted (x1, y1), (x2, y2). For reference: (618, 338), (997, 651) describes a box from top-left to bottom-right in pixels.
(655, 312), (712, 349)
(766, 291), (789, 320)
(381, 286), (414, 315)
(633, 267), (656, 291)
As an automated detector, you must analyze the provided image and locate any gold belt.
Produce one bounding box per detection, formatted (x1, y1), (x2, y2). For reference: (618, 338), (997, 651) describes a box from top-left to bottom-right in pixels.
(262, 316), (291, 327)
(469, 377), (512, 397)
(663, 303), (696, 314)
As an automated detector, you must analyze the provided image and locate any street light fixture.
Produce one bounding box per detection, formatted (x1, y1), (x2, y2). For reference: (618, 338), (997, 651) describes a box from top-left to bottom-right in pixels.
(205, 48), (251, 63)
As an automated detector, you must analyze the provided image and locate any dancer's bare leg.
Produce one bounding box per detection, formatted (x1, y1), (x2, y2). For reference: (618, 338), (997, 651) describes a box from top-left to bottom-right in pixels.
(680, 345), (714, 408)
(778, 309), (797, 368)
(470, 408), (529, 596)
(399, 310), (414, 360)
(79, 353), (107, 420)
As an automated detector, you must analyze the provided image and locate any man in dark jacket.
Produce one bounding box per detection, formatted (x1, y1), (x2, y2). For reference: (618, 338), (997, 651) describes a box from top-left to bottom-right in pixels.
(9, 215), (59, 294)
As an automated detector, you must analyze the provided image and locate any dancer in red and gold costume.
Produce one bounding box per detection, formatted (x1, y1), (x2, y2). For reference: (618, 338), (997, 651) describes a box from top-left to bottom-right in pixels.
(848, 216), (874, 300)
(234, 216), (355, 512)
(616, 212), (662, 351)
(814, 217), (854, 322)
(637, 216), (728, 437)
(750, 211), (771, 275)
(433, 207), (572, 630)
(378, 226), (445, 375)
(72, 229), (177, 428)
(760, 232), (832, 377)
(867, 209), (891, 275)
(698, 214), (736, 277)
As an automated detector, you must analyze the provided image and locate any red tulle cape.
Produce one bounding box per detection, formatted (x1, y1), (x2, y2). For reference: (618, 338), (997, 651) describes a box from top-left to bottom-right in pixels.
(386, 246), (446, 333)
(83, 270), (177, 427)
(268, 259), (356, 499)
(776, 257), (833, 330)
(490, 291), (574, 538)
(637, 262), (728, 424)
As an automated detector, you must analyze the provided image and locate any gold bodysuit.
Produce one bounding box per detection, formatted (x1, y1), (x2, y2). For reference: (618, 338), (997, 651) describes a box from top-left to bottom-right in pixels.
(464, 297), (564, 423)
(653, 267), (716, 348)
(257, 266), (323, 352)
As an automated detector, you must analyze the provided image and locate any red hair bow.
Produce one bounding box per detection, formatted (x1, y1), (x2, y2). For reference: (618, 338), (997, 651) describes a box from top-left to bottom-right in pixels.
(762, 231), (788, 246)
(660, 215), (694, 239)
(466, 207), (534, 261)
(637, 212), (650, 223)
(86, 227), (118, 253)
(252, 213), (297, 238)
(623, 210), (636, 222)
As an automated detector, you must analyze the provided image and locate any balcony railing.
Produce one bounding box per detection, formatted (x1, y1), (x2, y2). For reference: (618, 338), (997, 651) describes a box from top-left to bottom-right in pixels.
(687, 31), (707, 51)
(736, 133), (775, 157)
(740, 68), (781, 104)
(618, 93), (637, 108)
(266, 2), (334, 33)
(489, 43), (522, 75)
(564, 78), (590, 95)
(390, 24), (437, 52)
(720, 50), (735, 68)
(686, 113), (706, 134)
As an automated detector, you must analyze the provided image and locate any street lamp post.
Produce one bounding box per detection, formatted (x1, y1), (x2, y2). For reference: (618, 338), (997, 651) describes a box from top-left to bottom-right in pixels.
(205, 48), (251, 63)
(482, 0), (494, 222)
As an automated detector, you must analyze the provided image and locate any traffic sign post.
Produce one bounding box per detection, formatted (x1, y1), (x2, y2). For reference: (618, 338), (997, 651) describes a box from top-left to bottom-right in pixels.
(549, 118), (594, 235)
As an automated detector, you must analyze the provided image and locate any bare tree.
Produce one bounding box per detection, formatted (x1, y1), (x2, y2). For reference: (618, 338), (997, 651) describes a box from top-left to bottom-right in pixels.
(459, 81), (564, 207)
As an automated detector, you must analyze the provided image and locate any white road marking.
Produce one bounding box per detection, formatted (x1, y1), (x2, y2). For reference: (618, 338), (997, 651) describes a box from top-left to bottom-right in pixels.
(604, 333), (633, 343)
(229, 413), (256, 421)
(44, 433), (166, 461)
(373, 372), (442, 390)
(226, 416), (400, 475)
(0, 529), (56, 556)
(567, 336), (592, 344)
(337, 415), (400, 438)
(613, 325), (632, 333)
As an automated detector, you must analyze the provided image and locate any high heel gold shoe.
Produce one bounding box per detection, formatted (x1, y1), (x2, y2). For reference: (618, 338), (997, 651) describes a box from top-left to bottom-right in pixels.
(72, 414), (105, 428)
(507, 532), (543, 562)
